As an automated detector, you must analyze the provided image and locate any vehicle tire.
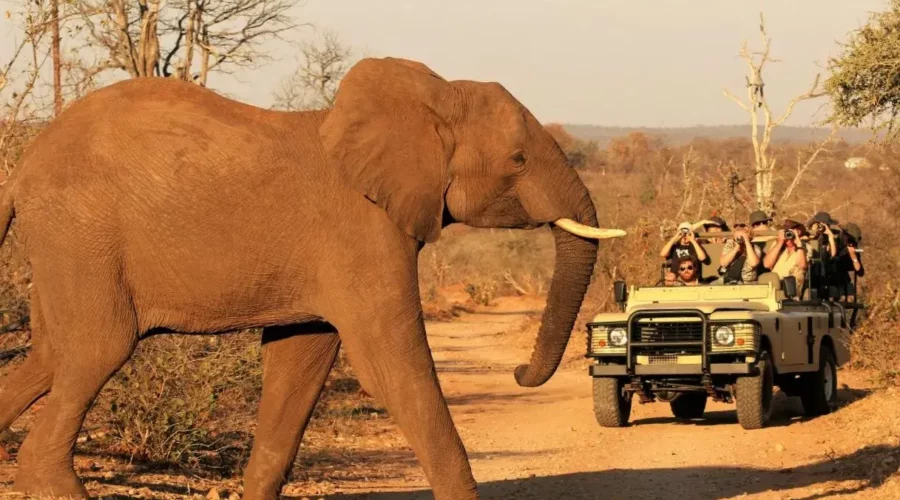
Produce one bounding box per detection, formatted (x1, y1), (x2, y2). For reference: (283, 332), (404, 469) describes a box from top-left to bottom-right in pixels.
(593, 377), (632, 427)
(735, 350), (774, 430)
(800, 344), (838, 416)
(670, 392), (707, 419)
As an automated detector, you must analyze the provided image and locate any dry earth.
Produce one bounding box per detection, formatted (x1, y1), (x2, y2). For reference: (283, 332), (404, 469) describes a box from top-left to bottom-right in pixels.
(2, 294), (900, 499)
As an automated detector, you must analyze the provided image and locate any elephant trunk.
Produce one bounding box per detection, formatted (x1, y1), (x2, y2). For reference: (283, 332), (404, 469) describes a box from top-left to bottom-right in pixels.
(514, 182), (599, 388)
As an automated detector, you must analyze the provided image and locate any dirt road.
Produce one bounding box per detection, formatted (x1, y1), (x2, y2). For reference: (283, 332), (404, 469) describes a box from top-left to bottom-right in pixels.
(2, 295), (899, 499)
(325, 296), (900, 500)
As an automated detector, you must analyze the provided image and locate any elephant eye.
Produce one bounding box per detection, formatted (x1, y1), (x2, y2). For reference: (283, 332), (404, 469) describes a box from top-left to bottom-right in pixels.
(511, 151), (527, 166)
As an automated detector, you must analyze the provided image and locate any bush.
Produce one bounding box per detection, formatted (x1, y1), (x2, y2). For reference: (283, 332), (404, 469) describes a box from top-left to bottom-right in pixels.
(99, 333), (262, 474)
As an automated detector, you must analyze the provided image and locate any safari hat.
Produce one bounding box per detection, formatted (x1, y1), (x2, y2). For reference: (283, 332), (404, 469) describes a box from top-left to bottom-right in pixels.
(841, 222), (862, 242)
(704, 215), (729, 230)
(782, 219), (808, 236)
(806, 211), (838, 227)
(749, 210), (771, 225)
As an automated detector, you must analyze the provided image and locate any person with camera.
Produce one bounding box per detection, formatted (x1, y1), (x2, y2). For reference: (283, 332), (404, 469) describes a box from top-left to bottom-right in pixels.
(806, 211), (839, 259)
(716, 223), (762, 284)
(830, 222), (865, 296)
(659, 221), (708, 274)
(763, 220), (808, 286)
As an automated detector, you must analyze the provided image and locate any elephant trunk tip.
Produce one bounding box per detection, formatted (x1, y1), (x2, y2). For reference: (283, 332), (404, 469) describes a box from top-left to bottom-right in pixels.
(513, 363), (555, 388)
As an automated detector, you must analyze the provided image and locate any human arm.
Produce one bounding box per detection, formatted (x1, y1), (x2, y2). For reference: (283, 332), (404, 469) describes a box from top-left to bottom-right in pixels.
(848, 246), (864, 274)
(743, 231), (760, 267)
(659, 233), (680, 259)
(688, 232), (708, 262)
(763, 230), (785, 270)
(720, 238), (740, 268)
(823, 225), (838, 258)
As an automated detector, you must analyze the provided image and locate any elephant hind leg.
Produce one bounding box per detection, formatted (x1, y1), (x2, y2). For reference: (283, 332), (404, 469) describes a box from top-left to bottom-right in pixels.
(13, 282), (137, 499)
(242, 322), (341, 500)
(0, 292), (54, 439)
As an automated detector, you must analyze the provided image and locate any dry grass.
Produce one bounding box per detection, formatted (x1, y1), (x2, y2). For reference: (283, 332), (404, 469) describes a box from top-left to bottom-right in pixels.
(2, 123), (900, 481)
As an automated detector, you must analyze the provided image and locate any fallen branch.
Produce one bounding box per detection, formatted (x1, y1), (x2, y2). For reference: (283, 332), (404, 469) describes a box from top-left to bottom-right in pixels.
(0, 315), (29, 335)
(0, 343), (30, 366)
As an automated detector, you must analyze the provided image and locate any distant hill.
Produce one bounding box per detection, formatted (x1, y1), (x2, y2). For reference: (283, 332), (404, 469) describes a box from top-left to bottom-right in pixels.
(562, 124), (879, 147)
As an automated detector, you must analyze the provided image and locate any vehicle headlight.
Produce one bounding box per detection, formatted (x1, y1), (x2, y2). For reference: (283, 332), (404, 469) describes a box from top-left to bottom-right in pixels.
(713, 325), (735, 347)
(608, 327), (628, 347)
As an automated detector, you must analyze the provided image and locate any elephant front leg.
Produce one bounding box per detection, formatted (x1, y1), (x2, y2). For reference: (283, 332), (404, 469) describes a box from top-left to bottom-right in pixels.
(242, 322), (341, 500)
(335, 309), (479, 500)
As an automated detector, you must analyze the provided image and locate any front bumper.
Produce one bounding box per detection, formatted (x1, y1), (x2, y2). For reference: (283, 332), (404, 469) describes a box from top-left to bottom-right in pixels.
(587, 308), (760, 378)
(589, 363), (758, 376)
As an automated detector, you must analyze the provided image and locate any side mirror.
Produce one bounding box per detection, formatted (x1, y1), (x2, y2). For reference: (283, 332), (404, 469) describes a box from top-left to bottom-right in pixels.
(614, 280), (628, 309)
(783, 276), (798, 299)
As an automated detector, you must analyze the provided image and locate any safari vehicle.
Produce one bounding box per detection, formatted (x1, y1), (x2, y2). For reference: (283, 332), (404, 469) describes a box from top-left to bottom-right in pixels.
(585, 228), (864, 430)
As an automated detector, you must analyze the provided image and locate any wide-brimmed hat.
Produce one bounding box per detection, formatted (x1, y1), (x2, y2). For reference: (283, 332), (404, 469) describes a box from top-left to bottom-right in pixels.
(749, 210), (771, 225)
(782, 219), (808, 235)
(842, 222), (863, 242)
(704, 215), (729, 230)
(806, 211), (838, 227)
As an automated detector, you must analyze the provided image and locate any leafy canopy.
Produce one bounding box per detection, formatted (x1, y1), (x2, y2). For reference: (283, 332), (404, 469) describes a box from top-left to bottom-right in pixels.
(825, 0), (900, 141)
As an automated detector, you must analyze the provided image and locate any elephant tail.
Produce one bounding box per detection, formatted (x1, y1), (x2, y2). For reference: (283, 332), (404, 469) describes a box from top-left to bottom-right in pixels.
(0, 181), (15, 248)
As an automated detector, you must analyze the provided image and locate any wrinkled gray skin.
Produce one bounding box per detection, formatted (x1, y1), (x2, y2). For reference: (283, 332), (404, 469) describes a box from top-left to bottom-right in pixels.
(0, 57), (602, 500)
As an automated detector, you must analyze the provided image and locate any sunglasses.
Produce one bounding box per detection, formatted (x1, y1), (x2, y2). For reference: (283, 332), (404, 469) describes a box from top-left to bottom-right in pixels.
(752, 222), (768, 227)
(679, 265), (694, 271)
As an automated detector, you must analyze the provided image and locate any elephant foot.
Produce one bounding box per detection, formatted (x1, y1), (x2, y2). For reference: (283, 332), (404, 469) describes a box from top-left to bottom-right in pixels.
(13, 467), (90, 499)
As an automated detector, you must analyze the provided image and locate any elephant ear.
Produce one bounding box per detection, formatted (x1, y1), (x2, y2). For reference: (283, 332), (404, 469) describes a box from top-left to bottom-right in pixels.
(319, 57), (457, 243)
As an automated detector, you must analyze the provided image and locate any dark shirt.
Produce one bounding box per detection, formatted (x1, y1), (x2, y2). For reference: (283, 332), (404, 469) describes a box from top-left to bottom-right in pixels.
(829, 247), (864, 293)
(666, 243), (700, 273)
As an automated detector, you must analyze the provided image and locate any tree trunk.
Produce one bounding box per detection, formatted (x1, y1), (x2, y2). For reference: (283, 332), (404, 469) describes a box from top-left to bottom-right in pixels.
(51, 0), (62, 116)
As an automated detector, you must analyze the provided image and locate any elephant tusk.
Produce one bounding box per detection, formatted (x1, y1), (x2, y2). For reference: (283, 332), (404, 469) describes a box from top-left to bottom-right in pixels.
(553, 218), (627, 240)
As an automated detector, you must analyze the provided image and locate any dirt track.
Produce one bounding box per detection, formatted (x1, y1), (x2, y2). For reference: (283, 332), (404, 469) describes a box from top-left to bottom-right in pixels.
(324, 296), (900, 500)
(2, 296), (899, 499)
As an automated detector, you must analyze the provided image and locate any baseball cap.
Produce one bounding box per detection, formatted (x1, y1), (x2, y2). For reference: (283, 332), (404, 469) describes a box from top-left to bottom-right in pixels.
(677, 222), (692, 232)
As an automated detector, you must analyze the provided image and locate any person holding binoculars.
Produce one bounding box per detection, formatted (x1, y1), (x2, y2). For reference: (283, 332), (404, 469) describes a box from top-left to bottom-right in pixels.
(659, 221), (708, 274)
(763, 219), (809, 285)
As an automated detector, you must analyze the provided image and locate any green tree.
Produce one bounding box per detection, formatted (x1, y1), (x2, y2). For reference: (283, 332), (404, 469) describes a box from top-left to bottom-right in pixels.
(824, 0), (900, 141)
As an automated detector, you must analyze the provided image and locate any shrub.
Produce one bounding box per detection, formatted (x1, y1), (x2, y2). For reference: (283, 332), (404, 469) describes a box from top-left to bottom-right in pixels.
(99, 333), (262, 474)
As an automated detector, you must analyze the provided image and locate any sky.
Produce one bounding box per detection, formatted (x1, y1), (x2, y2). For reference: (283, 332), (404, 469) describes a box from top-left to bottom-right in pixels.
(0, 0), (893, 127)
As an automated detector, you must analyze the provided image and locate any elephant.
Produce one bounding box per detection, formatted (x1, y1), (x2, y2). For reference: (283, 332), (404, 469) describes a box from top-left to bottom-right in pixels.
(0, 56), (624, 499)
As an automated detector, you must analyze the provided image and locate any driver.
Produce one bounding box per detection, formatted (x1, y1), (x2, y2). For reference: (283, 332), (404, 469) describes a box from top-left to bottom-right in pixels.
(665, 255), (701, 286)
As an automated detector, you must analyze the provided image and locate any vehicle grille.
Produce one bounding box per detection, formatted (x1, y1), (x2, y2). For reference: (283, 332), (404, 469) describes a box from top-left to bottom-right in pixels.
(632, 321), (703, 343)
(647, 354), (678, 365)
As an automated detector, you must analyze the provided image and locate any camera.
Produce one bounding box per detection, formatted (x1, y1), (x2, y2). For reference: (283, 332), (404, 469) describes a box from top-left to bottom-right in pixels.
(784, 229), (796, 240)
(680, 228), (690, 235)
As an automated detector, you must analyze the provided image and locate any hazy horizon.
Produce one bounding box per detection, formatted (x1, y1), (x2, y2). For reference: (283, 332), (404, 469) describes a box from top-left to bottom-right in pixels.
(0, 0), (892, 128)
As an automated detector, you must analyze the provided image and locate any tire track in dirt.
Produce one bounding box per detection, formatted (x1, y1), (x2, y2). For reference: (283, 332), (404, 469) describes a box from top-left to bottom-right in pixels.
(327, 296), (899, 499)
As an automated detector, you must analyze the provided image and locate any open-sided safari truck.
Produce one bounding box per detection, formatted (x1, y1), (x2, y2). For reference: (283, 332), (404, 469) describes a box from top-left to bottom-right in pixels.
(585, 228), (864, 430)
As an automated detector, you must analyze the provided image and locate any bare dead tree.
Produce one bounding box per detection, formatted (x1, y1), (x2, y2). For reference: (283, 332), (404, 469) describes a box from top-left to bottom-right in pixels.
(272, 30), (355, 111)
(75, 0), (302, 86)
(51, 0), (63, 116)
(723, 13), (824, 217)
(1, 3), (54, 177)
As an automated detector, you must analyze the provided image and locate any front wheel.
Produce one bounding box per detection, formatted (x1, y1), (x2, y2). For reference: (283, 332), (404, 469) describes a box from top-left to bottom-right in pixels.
(593, 377), (632, 427)
(670, 392), (707, 420)
(800, 344), (838, 416)
(735, 350), (774, 429)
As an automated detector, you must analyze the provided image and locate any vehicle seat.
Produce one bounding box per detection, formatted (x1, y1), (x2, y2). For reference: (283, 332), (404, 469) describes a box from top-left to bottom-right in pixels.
(701, 242), (725, 281)
(759, 272), (787, 301)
